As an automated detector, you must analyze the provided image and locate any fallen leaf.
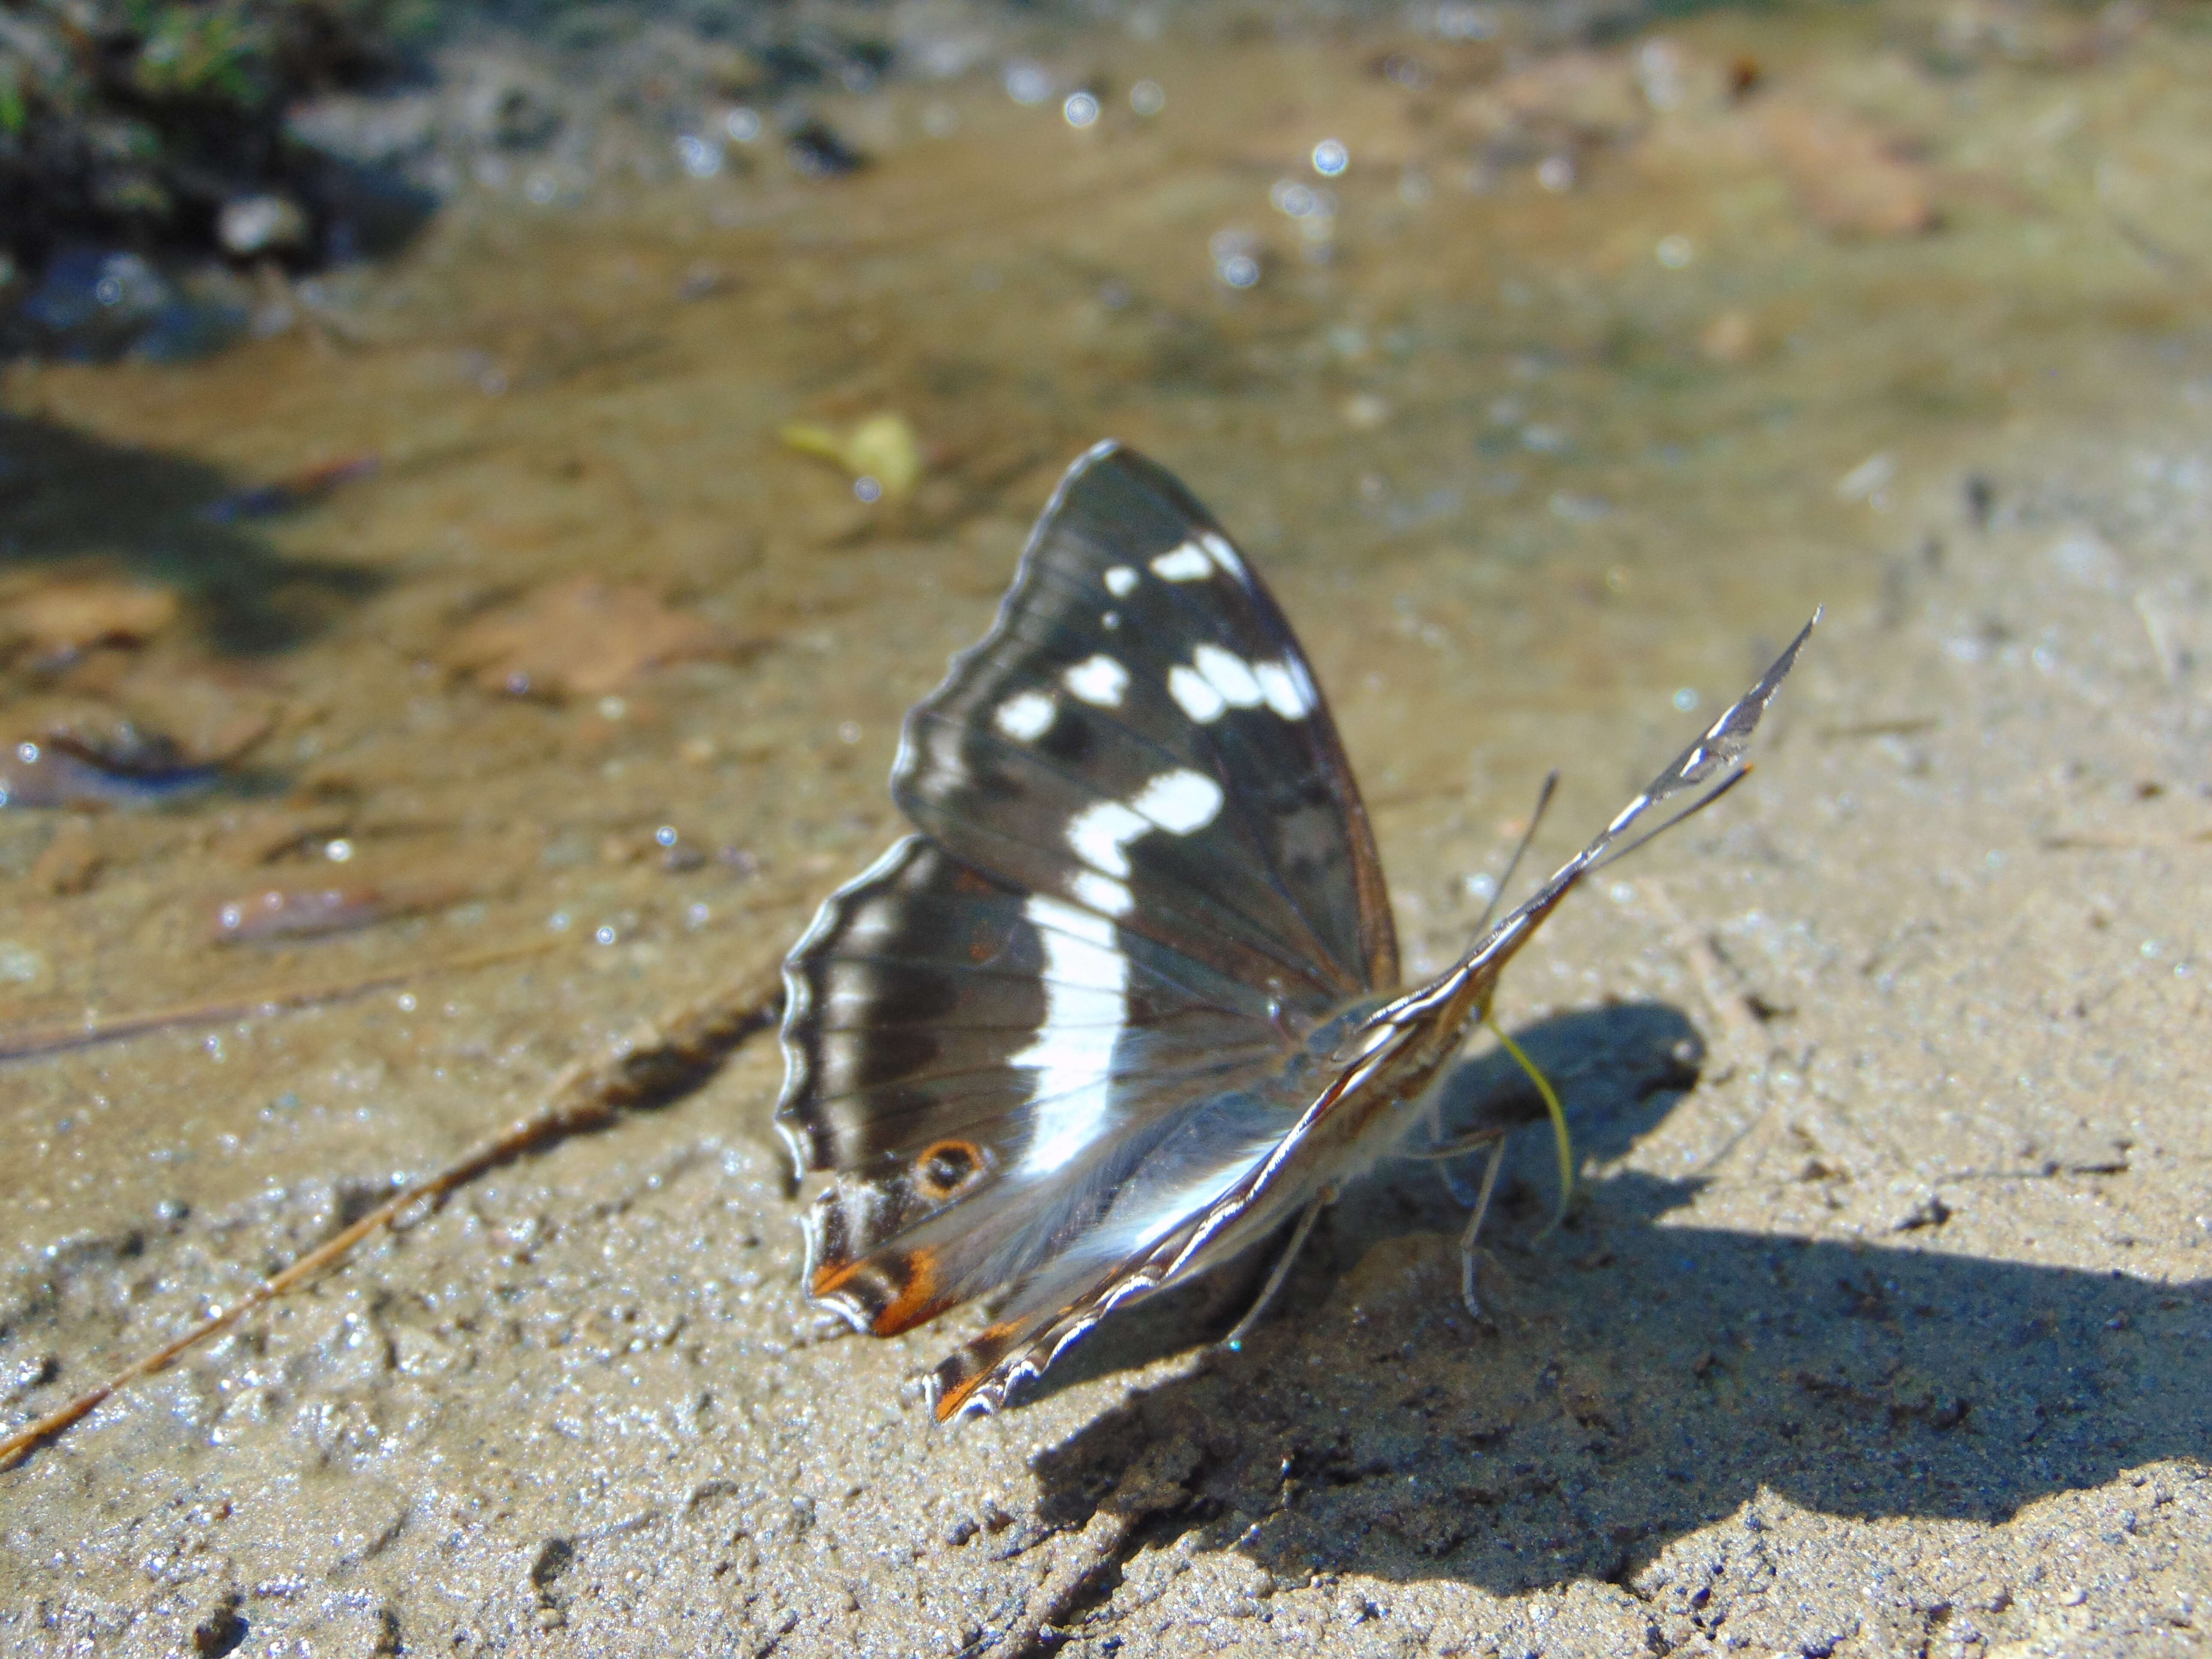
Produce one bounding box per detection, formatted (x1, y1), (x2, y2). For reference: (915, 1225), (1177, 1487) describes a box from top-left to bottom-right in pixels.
(1754, 100), (1934, 237)
(780, 412), (924, 500)
(1699, 309), (1758, 364)
(0, 576), (179, 659)
(30, 816), (104, 895)
(444, 577), (726, 698)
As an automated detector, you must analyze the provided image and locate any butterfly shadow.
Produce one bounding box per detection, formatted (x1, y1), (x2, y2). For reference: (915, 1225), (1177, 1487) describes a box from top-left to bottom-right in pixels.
(1026, 1000), (2211, 1597)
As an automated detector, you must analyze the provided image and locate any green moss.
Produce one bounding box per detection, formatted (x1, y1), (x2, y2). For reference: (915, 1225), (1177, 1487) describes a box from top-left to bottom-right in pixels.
(129, 2), (274, 108)
(0, 66), (26, 139)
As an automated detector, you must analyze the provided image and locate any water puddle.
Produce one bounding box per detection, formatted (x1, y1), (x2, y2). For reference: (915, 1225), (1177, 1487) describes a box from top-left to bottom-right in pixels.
(2, 0), (2209, 1275)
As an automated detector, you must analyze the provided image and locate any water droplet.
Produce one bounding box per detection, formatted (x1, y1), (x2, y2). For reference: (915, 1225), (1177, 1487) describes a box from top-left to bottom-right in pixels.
(674, 134), (723, 179)
(1435, 3), (1498, 40)
(1004, 61), (1053, 106)
(853, 475), (883, 504)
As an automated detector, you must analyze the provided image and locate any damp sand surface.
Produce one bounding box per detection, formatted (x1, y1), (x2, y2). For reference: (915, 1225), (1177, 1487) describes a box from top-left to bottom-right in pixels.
(3, 5), (2210, 1654)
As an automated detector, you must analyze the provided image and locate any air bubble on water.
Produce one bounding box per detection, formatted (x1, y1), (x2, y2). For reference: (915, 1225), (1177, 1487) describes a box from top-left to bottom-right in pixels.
(1312, 138), (1349, 176)
(1673, 687), (1700, 712)
(1434, 3), (1497, 40)
(854, 476), (883, 503)
(724, 106), (763, 143)
(1005, 61), (1053, 106)
(1130, 79), (1165, 116)
(674, 134), (723, 179)
(1063, 91), (1100, 128)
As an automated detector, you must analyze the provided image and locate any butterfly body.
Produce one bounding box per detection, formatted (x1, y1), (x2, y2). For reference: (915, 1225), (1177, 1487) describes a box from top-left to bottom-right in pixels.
(777, 441), (1812, 1421)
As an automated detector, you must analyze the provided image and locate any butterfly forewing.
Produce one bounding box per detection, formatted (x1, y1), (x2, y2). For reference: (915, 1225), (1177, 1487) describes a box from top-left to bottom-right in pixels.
(891, 442), (1397, 1006)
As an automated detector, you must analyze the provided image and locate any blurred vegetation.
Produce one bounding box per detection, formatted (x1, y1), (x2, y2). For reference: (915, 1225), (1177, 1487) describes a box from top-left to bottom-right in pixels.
(0, 0), (430, 280)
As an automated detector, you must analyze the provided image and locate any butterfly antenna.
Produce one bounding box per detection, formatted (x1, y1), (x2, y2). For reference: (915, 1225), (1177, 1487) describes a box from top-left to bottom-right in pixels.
(1555, 611), (1817, 881)
(1584, 765), (1753, 877)
(1471, 769), (1559, 940)
(1447, 611), (1817, 995)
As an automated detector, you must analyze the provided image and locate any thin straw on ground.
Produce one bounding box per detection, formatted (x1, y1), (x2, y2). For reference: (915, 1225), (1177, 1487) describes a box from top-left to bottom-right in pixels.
(0, 965), (785, 1471)
(0, 938), (562, 1063)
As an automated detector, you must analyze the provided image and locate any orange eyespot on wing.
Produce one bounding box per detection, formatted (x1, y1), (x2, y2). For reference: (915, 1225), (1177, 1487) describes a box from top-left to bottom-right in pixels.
(913, 1138), (988, 1201)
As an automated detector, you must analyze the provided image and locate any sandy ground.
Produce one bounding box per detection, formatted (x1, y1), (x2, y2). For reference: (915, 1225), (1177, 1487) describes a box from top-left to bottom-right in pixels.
(3, 5), (2209, 1655)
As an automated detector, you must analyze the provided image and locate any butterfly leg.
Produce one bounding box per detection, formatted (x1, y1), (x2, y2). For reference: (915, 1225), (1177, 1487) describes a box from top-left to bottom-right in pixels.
(1220, 1190), (1330, 1351)
(1456, 1138), (1509, 1319)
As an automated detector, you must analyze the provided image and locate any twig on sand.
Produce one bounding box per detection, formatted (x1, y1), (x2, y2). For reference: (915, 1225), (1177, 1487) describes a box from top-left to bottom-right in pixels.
(2042, 826), (2211, 851)
(0, 965), (786, 1471)
(0, 939), (562, 1063)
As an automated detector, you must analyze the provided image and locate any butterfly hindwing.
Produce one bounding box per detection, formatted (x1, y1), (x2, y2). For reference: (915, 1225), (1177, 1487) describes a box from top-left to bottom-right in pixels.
(778, 835), (1307, 1336)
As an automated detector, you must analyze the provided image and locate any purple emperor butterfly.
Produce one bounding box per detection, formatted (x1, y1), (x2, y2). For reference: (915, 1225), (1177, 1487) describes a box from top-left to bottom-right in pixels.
(777, 442), (1814, 1421)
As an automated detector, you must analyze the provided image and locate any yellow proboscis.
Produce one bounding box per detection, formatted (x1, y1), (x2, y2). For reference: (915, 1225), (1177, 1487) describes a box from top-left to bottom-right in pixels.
(1485, 1014), (1573, 1237)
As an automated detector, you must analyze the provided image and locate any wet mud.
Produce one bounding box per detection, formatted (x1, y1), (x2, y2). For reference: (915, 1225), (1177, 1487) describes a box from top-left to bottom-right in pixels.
(3, 3), (2209, 1654)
